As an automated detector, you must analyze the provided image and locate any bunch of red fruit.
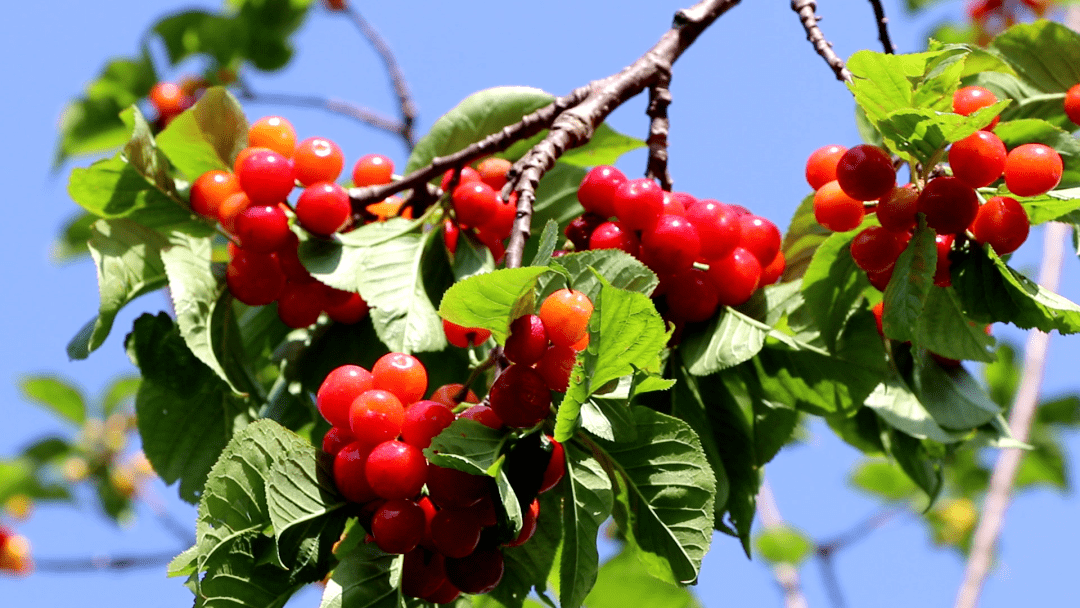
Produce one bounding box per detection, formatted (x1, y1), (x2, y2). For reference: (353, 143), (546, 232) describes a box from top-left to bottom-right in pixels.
(441, 157), (518, 262)
(187, 115), (406, 328)
(561, 167), (785, 325)
(809, 86), (1063, 291)
(318, 353), (565, 602)
(0, 526), (32, 576)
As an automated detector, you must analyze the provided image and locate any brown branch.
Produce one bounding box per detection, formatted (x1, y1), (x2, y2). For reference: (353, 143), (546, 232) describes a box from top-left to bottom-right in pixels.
(234, 84), (406, 135)
(867, 0), (896, 54)
(341, 5), (418, 150)
(646, 74), (674, 191)
(757, 479), (811, 608)
(35, 551), (177, 573)
(791, 0), (853, 82)
(954, 222), (1068, 608)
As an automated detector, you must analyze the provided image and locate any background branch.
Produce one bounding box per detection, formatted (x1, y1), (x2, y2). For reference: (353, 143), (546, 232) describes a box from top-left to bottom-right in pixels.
(234, 82), (406, 136)
(867, 0), (896, 54)
(757, 479), (811, 608)
(35, 551), (177, 573)
(791, 0), (853, 82)
(646, 75), (674, 191)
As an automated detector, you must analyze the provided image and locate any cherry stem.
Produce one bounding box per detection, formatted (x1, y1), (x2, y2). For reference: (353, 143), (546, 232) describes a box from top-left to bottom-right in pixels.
(646, 74), (674, 191)
(234, 80), (406, 140)
(867, 0), (896, 54)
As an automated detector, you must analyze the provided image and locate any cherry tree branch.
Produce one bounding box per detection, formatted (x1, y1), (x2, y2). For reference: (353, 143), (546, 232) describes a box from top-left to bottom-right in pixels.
(954, 222), (1068, 608)
(866, 0), (896, 54)
(234, 82), (406, 135)
(757, 479), (811, 608)
(791, 0), (853, 82)
(646, 73), (674, 191)
(35, 551), (177, 573)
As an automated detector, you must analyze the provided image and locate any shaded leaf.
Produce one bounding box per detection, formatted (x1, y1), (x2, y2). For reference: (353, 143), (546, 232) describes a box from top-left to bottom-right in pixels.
(20, 375), (86, 426)
(559, 444), (613, 608)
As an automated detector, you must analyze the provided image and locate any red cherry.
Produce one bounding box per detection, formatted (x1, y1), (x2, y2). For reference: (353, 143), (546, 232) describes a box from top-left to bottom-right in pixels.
(296, 182), (351, 236)
(565, 213), (606, 251)
(226, 249), (285, 306)
(538, 289), (593, 348)
(442, 319), (491, 348)
(613, 178), (664, 231)
(760, 251), (786, 286)
(504, 314), (548, 365)
(444, 547), (505, 595)
(321, 426), (355, 458)
(190, 170), (241, 219)
(248, 116), (296, 158)
(949, 131), (1007, 189)
(318, 365), (375, 428)
(149, 82), (194, 117)
(953, 85), (1000, 129)
(371, 498), (426, 554)
(934, 234), (955, 287)
(588, 221), (640, 256)
(876, 185), (919, 234)
(1066, 84), (1080, 126)
(482, 195), (517, 240)
(429, 384), (479, 409)
(577, 165), (626, 218)
(918, 177), (979, 235)
(276, 280), (326, 328)
(664, 268), (720, 323)
(426, 464), (491, 510)
(1004, 143), (1063, 197)
(401, 400), (455, 449)
(738, 215), (782, 266)
(372, 353), (428, 405)
(237, 148), (295, 206)
(850, 226), (904, 273)
(686, 199), (741, 261)
(670, 191), (698, 210)
(836, 145), (896, 202)
(401, 548), (446, 599)
(440, 167), (481, 192)
(872, 301), (884, 336)
(349, 389), (405, 446)
(235, 205), (291, 253)
(458, 405), (503, 430)
(534, 344), (578, 393)
(507, 499), (541, 547)
(489, 365), (552, 427)
(333, 441), (377, 503)
(365, 440), (427, 500)
(867, 266), (894, 292)
(805, 144), (848, 190)
(293, 137), (344, 186)
(430, 509), (483, 558)
(538, 437), (565, 493)
(326, 292), (369, 324)
(813, 181), (865, 232)
(641, 215), (701, 274)
(661, 192), (687, 218)
(705, 247), (762, 307)
(452, 182), (499, 228)
(423, 579), (461, 604)
(477, 157), (513, 191)
(970, 196), (1030, 255)
(352, 153), (394, 187)
(442, 220), (459, 255)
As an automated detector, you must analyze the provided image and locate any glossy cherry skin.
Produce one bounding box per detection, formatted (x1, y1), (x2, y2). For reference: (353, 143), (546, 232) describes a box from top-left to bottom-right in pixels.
(1066, 84), (1080, 126)
(538, 437), (566, 493)
(641, 215), (701, 274)
(589, 221), (640, 256)
(577, 165), (626, 218)
(430, 508), (483, 558)
(664, 268), (720, 323)
(876, 185), (919, 234)
(296, 182), (351, 236)
(352, 153), (394, 187)
(705, 247), (762, 307)
(534, 344), (578, 393)
(477, 157), (512, 191)
(237, 148), (295, 206)
(805, 144), (849, 190)
(686, 199), (741, 260)
(235, 205), (291, 253)
(333, 441), (377, 504)
(190, 170), (241, 219)
(953, 86), (1000, 129)
(321, 426), (355, 458)
(444, 547), (505, 595)
(738, 215), (782, 266)
(401, 400), (455, 449)
(293, 137), (344, 186)
(970, 196), (1030, 255)
(349, 389), (405, 446)
(504, 314), (548, 365)
(226, 249), (285, 306)
(488, 365), (552, 428)
(426, 464), (491, 509)
(317, 365), (375, 428)
(371, 498), (426, 554)
(850, 226), (905, 274)
(836, 144), (896, 201)
(452, 182), (499, 228)
(538, 289), (593, 348)
(372, 353), (428, 405)
(613, 178), (664, 231)
(276, 280), (326, 328)
(442, 319), (491, 348)
(918, 177), (979, 235)
(365, 440), (427, 500)
(1004, 143), (1063, 197)
(814, 181), (865, 232)
(248, 116), (296, 157)
(949, 130), (1006, 189)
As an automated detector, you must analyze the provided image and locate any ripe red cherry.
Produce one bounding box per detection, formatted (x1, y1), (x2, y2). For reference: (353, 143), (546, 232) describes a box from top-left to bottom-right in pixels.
(423, 579), (461, 604)
(235, 205), (291, 253)
(276, 281), (326, 328)
(1004, 143), (1063, 196)
(918, 177), (979, 235)
(326, 292), (369, 324)
(872, 301), (884, 336)
(458, 405), (503, 430)
(577, 165), (626, 218)
(1066, 84), (1080, 125)
(539, 289), (593, 348)
(613, 178), (664, 230)
(738, 215), (782, 266)
(661, 192), (687, 217)
(149, 82), (194, 117)
(760, 251), (786, 286)
(444, 547), (505, 595)
(539, 437), (566, 493)
(934, 233), (955, 287)
(489, 365), (552, 427)
(440, 166), (481, 191)
(349, 389), (405, 446)
(836, 145), (896, 201)
(237, 148), (295, 206)
(641, 215), (702, 274)
(508, 499), (541, 547)
(248, 116), (297, 158)
(293, 137), (344, 186)
(686, 199), (741, 261)
(482, 195), (517, 239)
(814, 181), (865, 232)
(190, 170), (241, 219)
(430, 509), (483, 558)
(970, 196), (1030, 255)
(317, 365), (375, 428)
(876, 185), (919, 233)
(477, 157), (513, 191)
(321, 426), (355, 457)
(949, 130), (1007, 188)
(564, 213), (604, 251)
(867, 267), (893, 292)
(401, 400), (455, 449)
(429, 384), (479, 408)
(664, 268), (720, 323)
(442, 319), (491, 348)
(371, 499), (426, 554)
(425, 464), (491, 509)
(218, 191), (252, 233)
(333, 441), (376, 503)
(372, 353), (428, 405)
(226, 249), (285, 306)
(953, 85), (1000, 129)
(452, 182), (499, 228)
(296, 182), (351, 236)
(352, 153), (394, 187)
(401, 549), (446, 599)
(504, 314), (548, 365)
(805, 144), (848, 190)
(706, 247), (762, 307)
(365, 440), (427, 500)
(850, 226), (905, 273)
(589, 221), (640, 256)
(535, 344), (578, 392)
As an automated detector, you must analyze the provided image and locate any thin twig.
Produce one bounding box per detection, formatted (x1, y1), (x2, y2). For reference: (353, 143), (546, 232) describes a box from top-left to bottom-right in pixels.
(646, 74), (674, 191)
(234, 82), (406, 135)
(791, 0), (853, 82)
(342, 5), (418, 150)
(35, 551), (177, 573)
(816, 508), (903, 556)
(954, 222), (1068, 608)
(757, 479), (810, 608)
(866, 0), (896, 54)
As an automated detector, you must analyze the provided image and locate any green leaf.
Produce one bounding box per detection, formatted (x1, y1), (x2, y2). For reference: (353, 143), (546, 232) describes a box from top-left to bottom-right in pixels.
(153, 11), (248, 68)
(915, 287), (996, 362)
(1017, 187), (1080, 225)
(453, 232), (496, 282)
(596, 408), (715, 585)
(492, 489), (563, 608)
(754, 525), (813, 566)
(800, 230), (872, 353)
(846, 50), (936, 124)
(101, 375), (141, 416)
(20, 375), (86, 426)
(52, 212), (97, 262)
(864, 379), (965, 443)
(196, 536), (304, 608)
(992, 119), (1080, 190)
(495, 465), (524, 536)
(156, 87), (249, 179)
(780, 194), (830, 282)
(585, 546), (700, 608)
(557, 275), (669, 442)
(538, 249), (659, 303)
(877, 103), (1007, 163)
(528, 163), (589, 262)
(438, 266), (552, 344)
(406, 87), (555, 173)
(680, 307), (771, 376)
(953, 244), (1080, 334)
(300, 221), (447, 353)
(424, 419), (506, 476)
(984, 341), (1021, 409)
(267, 444), (347, 572)
(883, 429), (944, 504)
(529, 220), (560, 267)
(580, 395), (638, 443)
(560, 443), (613, 608)
(849, 459), (918, 502)
(558, 123), (646, 167)
(320, 544), (399, 608)
(968, 71), (1071, 128)
(992, 22), (1080, 95)
(883, 223), (937, 343)
(913, 357), (1003, 430)
(126, 313), (250, 503)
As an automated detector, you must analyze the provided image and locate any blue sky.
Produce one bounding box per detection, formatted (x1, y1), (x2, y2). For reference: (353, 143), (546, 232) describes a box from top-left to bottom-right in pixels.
(0, 0), (1077, 606)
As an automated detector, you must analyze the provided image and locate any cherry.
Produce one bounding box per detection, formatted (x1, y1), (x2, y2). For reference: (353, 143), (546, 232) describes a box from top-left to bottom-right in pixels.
(949, 130), (1006, 188)
(706, 247), (762, 307)
(352, 153), (394, 187)
(538, 437), (565, 493)
(442, 219), (460, 255)
(321, 426), (355, 458)
(326, 292), (369, 324)
(218, 191), (253, 233)
(489, 364), (552, 427)
(507, 499), (541, 547)
(641, 215), (702, 274)
(402, 548), (446, 599)
(760, 251), (786, 286)
(934, 233), (955, 287)
(365, 440), (427, 499)
(613, 178), (664, 231)
(1004, 143), (1063, 196)
(235, 205), (291, 253)
(482, 194), (517, 239)
(423, 579), (461, 604)
(805, 144), (849, 190)
(918, 176), (979, 235)
(656, 193), (684, 218)
(416, 496), (438, 550)
(190, 170), (241, 219)
(426, 464), (491, 509)
(372, 352), (428, 405)
(876, 185), (919, 234)
(872, 301), (884, 336)
(276, 280), (326, 328)
(565, 213), (606, 251)
(671, 191), (698, 211)
(349, 389), (405, 445)
(237, 148), (295, 206)
(1066, 84), (1080, 126)
(577, 165), (626, 218)
(850, 226), (904, 273)
(317, 364), (375, 428)
(248, 116), (296, 158)
(401, 400), (455, 449)
(430, 509), (483, 558)
(867, 266), (893, 292)
(953, 85), (1000, 129)
(442, 319), (491, 348)
(440, 166), (481, 191)
(504, 314), (548, 365)
(226, 249), (285, 306)
(836, 145), (896, 201)
(333, 441), (377, 503)
(149, 82), (194, 117)
(588, 221), (640, 256)
(371, 498), (426, 554)
(738, 215), (782, 266)
(534, 343), (578, 393)
(458, 405), (504, 430)
(538, 289), (593, 348)
(452, 181), (499, 228)
(444, 547), (505, 595)
(293, 137), (344, 186)
(477, 157), (512, 191)
(665, 268), (720, 322)
(429, 384), (479, 408)
(686, 199), (741, 261)
(970, 195), (1030, 255)
(813, 181), (865, 232)
(296, 182), (350, 236)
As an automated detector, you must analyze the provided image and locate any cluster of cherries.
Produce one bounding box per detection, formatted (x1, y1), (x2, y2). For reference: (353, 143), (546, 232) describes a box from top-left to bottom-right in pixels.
(0, 526), (31, 576)
(558, 166), (784, 325)
(319, 352), (565, 602)
(809, 85), (1066, 291)
(441, 157), (519, 262)
(185, 115), (397, 327)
